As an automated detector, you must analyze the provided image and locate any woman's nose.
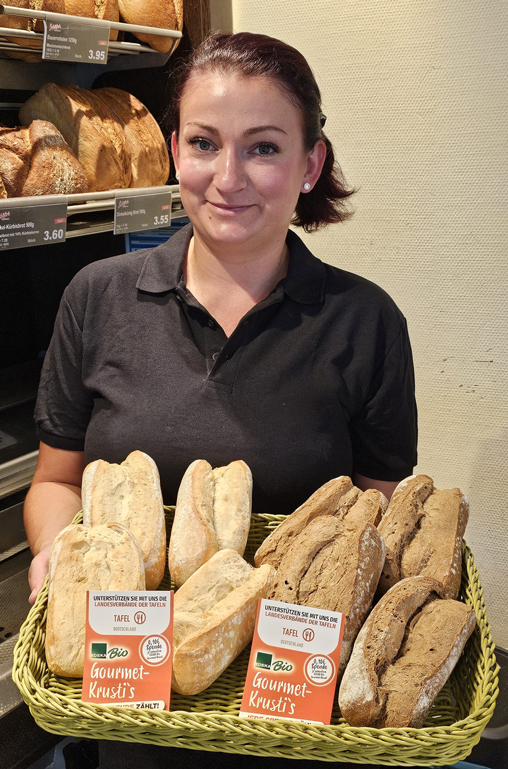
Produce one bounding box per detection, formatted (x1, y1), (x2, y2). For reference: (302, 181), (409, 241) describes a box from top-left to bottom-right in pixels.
(213, 148), (247, 193)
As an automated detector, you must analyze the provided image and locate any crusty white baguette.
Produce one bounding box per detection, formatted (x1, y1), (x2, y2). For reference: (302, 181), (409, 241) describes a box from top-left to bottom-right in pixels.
(82, 450), (166, 590)
(254, 477), (387, 570)
(172, 549), (275, 695)
(46, 522), (145, 678)
(377, 474), (469, 599)
(268, 516), (385, 675)
(168, 459), (252, 587)
(339, 576), (476, 728)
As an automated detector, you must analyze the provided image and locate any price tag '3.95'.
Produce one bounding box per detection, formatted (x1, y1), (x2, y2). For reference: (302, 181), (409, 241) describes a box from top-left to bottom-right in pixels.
(0, 200), (67, 251)
(43, 19), (109, 63)
(114, 190), (172, 235)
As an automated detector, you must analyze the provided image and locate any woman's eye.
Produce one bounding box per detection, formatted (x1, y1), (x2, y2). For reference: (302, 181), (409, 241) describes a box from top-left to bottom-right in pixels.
(253, 143), (279, 156)
(189, 138), (214, 152)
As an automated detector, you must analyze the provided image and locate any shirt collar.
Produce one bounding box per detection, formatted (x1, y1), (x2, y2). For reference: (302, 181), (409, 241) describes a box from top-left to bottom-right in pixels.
(136, 223), (325, 304)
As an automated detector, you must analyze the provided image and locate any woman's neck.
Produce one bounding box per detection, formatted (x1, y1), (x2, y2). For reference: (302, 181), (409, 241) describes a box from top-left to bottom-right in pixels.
(183, 234), (289, 337)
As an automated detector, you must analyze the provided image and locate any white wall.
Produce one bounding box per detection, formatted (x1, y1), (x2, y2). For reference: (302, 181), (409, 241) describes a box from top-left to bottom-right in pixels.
(233, 0), (508, 647)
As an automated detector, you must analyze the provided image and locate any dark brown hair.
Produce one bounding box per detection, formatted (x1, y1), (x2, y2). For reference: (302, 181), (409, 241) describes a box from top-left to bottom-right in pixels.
(167, 32), (355, 232)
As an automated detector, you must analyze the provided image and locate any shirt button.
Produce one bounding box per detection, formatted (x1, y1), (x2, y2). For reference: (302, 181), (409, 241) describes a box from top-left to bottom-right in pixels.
(208, 319), (215, 328)
(212, 352), (220, 361)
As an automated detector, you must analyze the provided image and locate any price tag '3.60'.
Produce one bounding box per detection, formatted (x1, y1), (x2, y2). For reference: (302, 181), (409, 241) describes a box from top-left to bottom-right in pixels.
(43, 19), (109, 64)
(0, 201), (67, 251)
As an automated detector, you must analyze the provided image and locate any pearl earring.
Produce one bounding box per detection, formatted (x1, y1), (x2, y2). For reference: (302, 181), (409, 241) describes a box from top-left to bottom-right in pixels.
(303, 182), (311, 191)
(176, 172), (180, 181)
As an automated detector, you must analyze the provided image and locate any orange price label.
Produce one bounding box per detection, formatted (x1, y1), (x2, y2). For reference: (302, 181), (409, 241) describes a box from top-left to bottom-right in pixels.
(82, 590), (173, 711)
(240, 599), (344, 725)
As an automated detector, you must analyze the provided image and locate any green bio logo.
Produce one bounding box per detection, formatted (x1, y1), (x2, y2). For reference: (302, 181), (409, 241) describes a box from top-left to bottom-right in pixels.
(255, 652), (272, 670)
(91, 642), (107, 659)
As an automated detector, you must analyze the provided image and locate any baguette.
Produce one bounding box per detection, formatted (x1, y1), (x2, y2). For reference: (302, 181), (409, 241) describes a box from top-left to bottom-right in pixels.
(168, 459), (252, 587)
(254, 477), (387, 570)
(377, 474), (469, 598)
(339, 576), (476, 728)
(172, 549), (275, 695)
(82, 450), (166, 590)
(46, 522), (145, 678)
(268, 516), (385, 675)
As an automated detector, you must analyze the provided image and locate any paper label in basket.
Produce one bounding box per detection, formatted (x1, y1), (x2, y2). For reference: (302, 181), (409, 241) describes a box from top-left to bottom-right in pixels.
(82, 590), (173, 710)
(239, 599), (344, 725)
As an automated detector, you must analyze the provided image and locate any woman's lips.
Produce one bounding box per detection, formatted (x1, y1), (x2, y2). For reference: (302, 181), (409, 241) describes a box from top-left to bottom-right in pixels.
(207, 201), (253, 214)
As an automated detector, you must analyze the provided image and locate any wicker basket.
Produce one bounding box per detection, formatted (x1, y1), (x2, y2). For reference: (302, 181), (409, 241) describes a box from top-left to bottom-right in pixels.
(13, 509), (499, 765)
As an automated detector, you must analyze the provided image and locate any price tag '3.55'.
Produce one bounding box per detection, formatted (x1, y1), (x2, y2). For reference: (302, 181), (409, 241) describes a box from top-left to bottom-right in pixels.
(114, 191), (172, 235)
(43, 19), (109, 64)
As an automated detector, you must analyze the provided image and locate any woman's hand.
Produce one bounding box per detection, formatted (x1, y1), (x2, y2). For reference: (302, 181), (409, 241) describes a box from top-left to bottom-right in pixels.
(24, 442), (85, 604)
(28, 545), (52, 605)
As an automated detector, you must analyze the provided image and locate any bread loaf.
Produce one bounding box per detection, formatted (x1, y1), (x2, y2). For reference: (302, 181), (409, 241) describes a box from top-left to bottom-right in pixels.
(0, 120), (88, 197)
(168, 459), (252, 587)
(377, 474), (469, 599)
(339, 575), (476, 728)
(118, 0), (183, 53)
(20, 83), (131, 191)
(82, 450), (166, 590)
(62, 0), (119, 41)
(93, 87), (169, 187)
(268, 515), (385, 675)
(0, 0), (65, 50)
(254, 477), (387, 570)
(46, 522), (145, 678)
(172, 549), (275, 695)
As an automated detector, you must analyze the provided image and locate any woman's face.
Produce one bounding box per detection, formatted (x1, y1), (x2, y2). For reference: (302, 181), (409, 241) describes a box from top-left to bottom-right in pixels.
(172, 71), (325, 253)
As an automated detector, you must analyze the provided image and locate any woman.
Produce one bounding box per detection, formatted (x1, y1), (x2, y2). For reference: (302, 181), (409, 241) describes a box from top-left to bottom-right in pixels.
(24, 32), (417, 767)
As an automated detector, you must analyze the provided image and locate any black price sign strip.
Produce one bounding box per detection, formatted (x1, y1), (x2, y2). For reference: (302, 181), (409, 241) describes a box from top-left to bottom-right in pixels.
(42, 18), (109, 63)
(114, 191), (172, 235)
(0, 198), (68, 251)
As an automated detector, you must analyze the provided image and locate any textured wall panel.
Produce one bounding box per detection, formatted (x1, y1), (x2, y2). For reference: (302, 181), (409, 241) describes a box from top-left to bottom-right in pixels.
(233, 1), (508, 646)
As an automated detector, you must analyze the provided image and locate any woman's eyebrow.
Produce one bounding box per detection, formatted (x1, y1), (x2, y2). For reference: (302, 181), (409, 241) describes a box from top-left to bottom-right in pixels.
(184, 122), (287, 137)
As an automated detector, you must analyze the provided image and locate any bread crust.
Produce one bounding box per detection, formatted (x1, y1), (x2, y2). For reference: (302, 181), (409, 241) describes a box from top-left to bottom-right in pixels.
(20, 83), (131, 191)
(118, 0), (183, 53)
(168, 459), (252, 587)
(377, 475), (469, 598)
(45, 522), (145, 678)
(92, 87), (169, 187)
(82, 450), (166, 590)
(339, 575), (476, 728)
(172, 549), (275, 695)
(268, 516), (385, 675)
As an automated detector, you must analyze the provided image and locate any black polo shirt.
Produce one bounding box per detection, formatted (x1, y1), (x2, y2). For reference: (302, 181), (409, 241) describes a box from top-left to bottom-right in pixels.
(35, 223), (417, 513)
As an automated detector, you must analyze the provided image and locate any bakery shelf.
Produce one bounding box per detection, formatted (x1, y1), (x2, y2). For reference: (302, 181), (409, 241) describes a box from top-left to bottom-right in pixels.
(0, 5), (182, 86)
(0, 185), (186, 244)
(12, 511), (499, 765)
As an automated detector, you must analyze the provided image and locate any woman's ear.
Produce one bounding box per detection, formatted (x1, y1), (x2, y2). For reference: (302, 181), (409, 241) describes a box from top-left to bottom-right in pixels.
(171, 131), (180, 176)
(302, 139), (327, 192)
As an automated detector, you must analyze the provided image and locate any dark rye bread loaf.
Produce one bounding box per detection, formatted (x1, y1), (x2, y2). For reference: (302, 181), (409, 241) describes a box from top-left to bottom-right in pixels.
(254, 477), (388, 570)
(339, 576), (476, 728)
(267, 515), (385, 675)
(377, 475), (469, 599)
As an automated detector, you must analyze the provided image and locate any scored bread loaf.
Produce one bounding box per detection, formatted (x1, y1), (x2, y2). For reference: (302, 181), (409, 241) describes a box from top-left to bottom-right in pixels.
(254, 477), (387, 570)
(118, 0), (183, 53)
(168, 459), (252, 587)
(46, 522), (145, 678)
(268, 515), (385, 675)
(82, 450), (166, 590)
(172, 549), (275, 695)
(19, 83), (131, 191)
(92, 87), (169, 187)
(377, 474), (469, 599)
(0, 121), (88, 197)
(339, 575), (476, 728)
